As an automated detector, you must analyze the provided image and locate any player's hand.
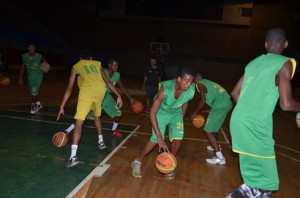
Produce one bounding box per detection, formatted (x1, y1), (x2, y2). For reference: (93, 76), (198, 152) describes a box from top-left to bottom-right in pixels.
(158, 139), (169, 153)
(19, 78), (23, 85)
(190, 112), (197, 120)
(130, 98), (136, 105)
(116, 96), (123, 109)
(57, 108), (65, 121)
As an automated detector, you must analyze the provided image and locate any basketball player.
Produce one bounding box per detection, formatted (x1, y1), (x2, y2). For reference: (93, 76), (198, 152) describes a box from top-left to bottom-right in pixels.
(64, 59), (136, 138)
(191, 73), (232, 165)
(19, 43), (48, 114)
(227, 27), (300, 197)
(132, 67), (195, 179)
(57, 50), (123, 168)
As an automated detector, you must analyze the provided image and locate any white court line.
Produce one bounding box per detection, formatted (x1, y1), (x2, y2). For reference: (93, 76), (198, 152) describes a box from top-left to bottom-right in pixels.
(220, 128), (230, 144)
(66, 125), (141, 198)
(275, 144), (300, 154)
(276, 152), (300, 163)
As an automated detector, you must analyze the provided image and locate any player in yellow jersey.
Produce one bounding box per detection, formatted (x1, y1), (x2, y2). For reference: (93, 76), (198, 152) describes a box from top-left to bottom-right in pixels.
(57, 50), (123, 168)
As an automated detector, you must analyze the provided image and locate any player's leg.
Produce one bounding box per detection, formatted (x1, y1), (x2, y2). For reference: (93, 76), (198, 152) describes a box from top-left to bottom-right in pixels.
(132, 113), (168, 178)
(28, 74), (43, 113)
(92, 101), (106, 149)
(102, 93), (123, 137)
(66, 100), (91, 168)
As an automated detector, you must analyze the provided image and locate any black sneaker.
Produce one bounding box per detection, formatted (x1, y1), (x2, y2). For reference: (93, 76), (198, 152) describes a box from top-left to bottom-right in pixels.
(35, 103), (43, 112)
(66, 156), (79, 168)
(98, 141), (106, 150)
(30, 103), (36, 114)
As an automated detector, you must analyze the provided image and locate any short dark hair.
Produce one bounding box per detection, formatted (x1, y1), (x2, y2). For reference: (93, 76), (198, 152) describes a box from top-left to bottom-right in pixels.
(108, 58), (118, 64)
(80, 49), (92, 59)
(194, 72), (203, 79)
(265, 27), (286, 44)
(178, 67), (194, 78)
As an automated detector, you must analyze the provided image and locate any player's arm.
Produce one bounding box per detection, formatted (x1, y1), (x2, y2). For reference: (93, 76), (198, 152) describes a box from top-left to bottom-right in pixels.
(182, 102), (189, 118)
(142, 76), (147, 90)
(101, 67), (123, 108)
(150, 86), (169, 153)
(19, 60), (25, 85)
(57, 68), (77, 121)
(278, 60), (300, 111)
(117, 77), (135, 104)
(190, 83), (206, 120)
(231, 75), (244, 103)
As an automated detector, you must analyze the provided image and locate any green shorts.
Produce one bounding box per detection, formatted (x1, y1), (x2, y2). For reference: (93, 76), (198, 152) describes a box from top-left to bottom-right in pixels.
(28, 72), (43, 96)
(204, 100), (232, 132)
(150, 111), (184, 143)
(86, 92), (122, 119)
(240, 154), (279, 191)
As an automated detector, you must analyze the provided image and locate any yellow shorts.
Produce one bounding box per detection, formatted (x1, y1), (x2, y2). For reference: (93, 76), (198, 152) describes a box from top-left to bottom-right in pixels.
(74, 100), (102, 120)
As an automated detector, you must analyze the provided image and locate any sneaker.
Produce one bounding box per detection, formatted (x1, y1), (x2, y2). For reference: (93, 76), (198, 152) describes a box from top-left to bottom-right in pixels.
(112, 129), (123, 138)
(30, 103), (36, 114)
(165, 171), (175, 180)
(131, 160), (142, 178)
(35, 103), (43, 112)
(206, 156), (226, 165)
(226, 184), (271, 198)
(66, 156), (79, 168)
(98, 141), (106, 150)
(206, 145), (222, 152)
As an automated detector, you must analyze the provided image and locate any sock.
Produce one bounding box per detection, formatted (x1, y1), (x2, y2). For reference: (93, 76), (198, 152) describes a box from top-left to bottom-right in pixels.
(36, 101), (41, 105)
(70, 145), (78, 158)
(98, 135), (103, 143)
(216, 151), (224, 159)
(135, 159), (142, 164)
(112, 122), (118, 131)
(65, 123), (75, 134)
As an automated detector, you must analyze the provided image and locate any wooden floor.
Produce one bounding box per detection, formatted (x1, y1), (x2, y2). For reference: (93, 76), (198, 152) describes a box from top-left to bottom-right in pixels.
(1, 68), (300, 198)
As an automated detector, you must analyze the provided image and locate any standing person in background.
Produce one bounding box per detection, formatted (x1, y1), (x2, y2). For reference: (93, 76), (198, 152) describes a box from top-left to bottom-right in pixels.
(19, 43), (48, 114)
(191, 73), (232, 165)
(143, 57), (161, 112)
(227, 27), (300, 197)
(57, 50), (123, 168)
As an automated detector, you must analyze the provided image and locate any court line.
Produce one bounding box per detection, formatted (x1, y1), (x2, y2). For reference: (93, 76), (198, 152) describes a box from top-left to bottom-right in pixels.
(220, 128), (230, 144)
(66, 125), (141, 198)
(275, 143), (300, 154)
(276, 152), (300, 163)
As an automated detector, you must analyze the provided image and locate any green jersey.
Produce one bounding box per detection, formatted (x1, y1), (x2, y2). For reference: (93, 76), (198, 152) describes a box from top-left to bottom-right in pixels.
(158, 80), (195, 114)
(22, 52), (42, 75)
(230, 53), (292, 157)
(198, 79), (230, 107)
(104, 69), (120, 92)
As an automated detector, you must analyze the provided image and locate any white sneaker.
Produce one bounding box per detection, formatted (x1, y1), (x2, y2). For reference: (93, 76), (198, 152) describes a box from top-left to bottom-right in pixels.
(66, 156), (79, 168)
(30, 103), (36, 114)
(98, 141), (106, 150)
(35, 103), (43, 112)
(206, 156), (226, 165)
(206, 145), (222, 152)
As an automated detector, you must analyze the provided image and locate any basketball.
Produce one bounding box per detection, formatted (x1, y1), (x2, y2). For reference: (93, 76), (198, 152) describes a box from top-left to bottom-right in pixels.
(155, 152), (177, 174)
(192, 114), (205, 128)
(0, 76), (10, 86)
(40, 62), (51, 73)
(296, 112), (300, 128)
(132, 100), (144, 113)
(52, 132), (68, 147)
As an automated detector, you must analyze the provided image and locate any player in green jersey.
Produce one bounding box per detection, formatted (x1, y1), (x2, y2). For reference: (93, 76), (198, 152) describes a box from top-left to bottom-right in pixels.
(191, 73), (232, 165)
(131, 67), (195, 180)
(227, 28), (300, 197)
(19, 43), (48, 114)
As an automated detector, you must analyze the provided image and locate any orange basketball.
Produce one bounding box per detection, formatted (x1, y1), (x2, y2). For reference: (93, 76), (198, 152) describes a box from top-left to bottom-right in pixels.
(1, 76), (10, 86)
(192, 114), (205, 128)
(52, 132), (68, 147)
(155, 152), (177, 174)
(132, 100), (144, 113)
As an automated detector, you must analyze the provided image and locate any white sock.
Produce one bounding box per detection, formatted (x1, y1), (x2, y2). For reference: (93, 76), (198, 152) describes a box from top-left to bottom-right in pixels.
(36, 101), (41, 105)
(98, 135), (103, 143)
(70, 145), (78, 158)
(216, 151), (224, 159)
(65, 123), (75, 134)
(112, 122), (118, 131)
(135, 159), (142, 164)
